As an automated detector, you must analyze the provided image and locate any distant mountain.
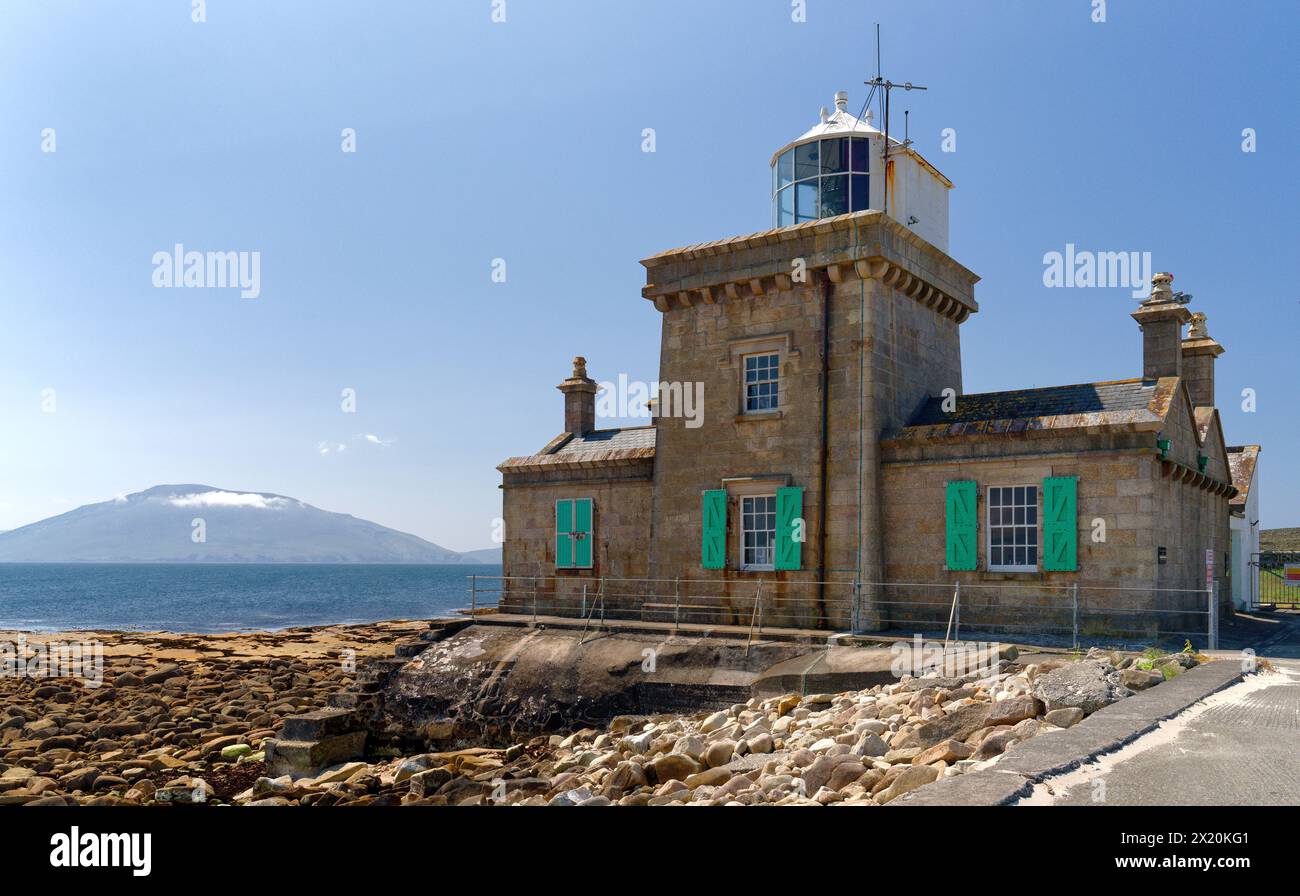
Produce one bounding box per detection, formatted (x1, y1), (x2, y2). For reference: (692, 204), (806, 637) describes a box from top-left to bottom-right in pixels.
(459, 546), (503, 564)
(0, 485), (498, 564)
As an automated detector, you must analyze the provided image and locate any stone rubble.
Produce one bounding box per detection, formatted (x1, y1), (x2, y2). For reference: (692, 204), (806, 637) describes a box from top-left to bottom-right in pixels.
(0, 634), (1201, 807)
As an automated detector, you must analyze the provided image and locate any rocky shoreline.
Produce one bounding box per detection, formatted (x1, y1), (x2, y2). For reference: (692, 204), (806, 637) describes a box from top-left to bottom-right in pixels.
(1, 622), (1204, 806)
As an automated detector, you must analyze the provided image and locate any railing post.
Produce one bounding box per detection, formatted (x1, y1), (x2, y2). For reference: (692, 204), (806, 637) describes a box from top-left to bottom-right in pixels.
(745, 580), (764, 656)
(851, 578), (861, 634)
(954, 581), (961, 642)
(1208, 582), (1218, 651)
(532, 576), (538, 623)
(673, 577), (681, 632)
(944, 582), (958, 646)
(1072, 582), (1079, 650)
(470, 574), (477, 615)
(581, 583), (588, 619)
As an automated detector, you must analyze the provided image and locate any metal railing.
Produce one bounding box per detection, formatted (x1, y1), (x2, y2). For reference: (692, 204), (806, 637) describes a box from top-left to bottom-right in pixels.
(1251, 552), (1300, 609)
(466, 574), (1219, 651)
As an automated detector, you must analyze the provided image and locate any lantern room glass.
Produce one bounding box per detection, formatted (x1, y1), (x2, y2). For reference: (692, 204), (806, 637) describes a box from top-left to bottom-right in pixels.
(773, 136), (870, 228)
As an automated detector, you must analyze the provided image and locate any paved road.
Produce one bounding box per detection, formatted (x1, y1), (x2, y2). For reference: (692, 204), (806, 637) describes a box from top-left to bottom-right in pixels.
(1040, 659), (1300, 805)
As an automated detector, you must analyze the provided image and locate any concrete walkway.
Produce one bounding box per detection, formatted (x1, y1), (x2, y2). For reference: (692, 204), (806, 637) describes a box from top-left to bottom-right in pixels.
(1026, 660), (1300, 805)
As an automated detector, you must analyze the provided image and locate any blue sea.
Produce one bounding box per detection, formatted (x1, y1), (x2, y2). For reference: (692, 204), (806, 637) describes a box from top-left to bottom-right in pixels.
(0, 563), (502, 633)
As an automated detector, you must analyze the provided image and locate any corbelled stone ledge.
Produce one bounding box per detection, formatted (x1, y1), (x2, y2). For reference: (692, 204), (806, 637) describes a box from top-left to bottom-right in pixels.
(640, 210), (980, 323)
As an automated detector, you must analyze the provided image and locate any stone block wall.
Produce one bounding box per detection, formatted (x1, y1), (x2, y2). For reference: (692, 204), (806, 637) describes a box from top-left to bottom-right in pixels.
(644, 213), (975, 629)
(878, 437), (1171, 638)
(500, 464), (654, 616)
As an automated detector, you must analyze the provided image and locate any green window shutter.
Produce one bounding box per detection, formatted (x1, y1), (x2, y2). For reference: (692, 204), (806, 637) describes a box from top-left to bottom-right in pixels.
(573, 498), (594, 569)
(775, 487), (804, 571)
(945, 481), (977, 571)
(701, 490), (727, 570)
(1043, 477), (1078, 571)
(555, 499), (574, 570)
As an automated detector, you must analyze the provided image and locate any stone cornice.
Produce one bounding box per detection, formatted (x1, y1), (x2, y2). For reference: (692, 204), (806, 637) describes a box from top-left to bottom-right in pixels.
(1181, 337), (1225, 358)
(639, 211), (979, 324)
(1159, 458), (1237, 499)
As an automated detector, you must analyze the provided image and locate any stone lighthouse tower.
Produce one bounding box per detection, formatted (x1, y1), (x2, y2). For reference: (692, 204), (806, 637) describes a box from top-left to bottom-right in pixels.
(640, 90), (978, 626)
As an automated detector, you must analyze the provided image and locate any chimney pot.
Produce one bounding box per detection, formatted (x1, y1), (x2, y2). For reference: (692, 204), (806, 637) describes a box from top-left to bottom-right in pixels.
(1181, 311), (1225, 408)
(557, 355), (598, 435)
(1132, 272), (1192, 380)
(834, 90), (849, 112)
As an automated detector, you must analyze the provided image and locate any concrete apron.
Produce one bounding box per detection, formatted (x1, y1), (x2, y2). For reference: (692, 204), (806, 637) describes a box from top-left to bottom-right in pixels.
(382, 624), (1010, 741)
(895, 660), (1246, 806)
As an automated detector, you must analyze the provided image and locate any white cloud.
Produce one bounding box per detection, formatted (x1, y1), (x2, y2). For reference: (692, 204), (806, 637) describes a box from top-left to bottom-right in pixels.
(363, 433), (394, 446)
(166, 491), (292, 510)
(317, 441), (348, 455)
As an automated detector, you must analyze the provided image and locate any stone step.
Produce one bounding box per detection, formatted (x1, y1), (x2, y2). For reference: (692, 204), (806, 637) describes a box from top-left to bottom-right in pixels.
(426, 618), (473, 638)
(395, 640), (428, 658)
(329, 691), (381, 713)
(280, 707), (359, 742)
(265, 731), (367, 777)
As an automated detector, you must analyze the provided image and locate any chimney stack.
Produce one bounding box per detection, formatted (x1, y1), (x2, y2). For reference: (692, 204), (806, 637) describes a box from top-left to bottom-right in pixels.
(557, 356), (598, 435)
(1131, 272), (1192, 380)
(1181, 311), (1225, 408)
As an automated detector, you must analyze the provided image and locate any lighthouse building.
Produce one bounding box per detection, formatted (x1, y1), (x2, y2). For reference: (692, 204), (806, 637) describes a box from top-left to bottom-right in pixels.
(497, 91), (1246, 636)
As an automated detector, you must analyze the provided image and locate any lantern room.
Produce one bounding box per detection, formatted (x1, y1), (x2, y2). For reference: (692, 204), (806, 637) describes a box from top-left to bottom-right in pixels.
(770, 91), (953, 252)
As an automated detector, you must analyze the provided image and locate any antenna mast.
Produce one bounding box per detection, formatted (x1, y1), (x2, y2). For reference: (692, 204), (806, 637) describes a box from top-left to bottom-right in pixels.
(865, 31), (927, 217)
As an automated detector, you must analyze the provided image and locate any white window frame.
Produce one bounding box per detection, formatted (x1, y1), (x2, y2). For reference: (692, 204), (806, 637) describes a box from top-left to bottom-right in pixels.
(739, 494), (777, 571)
(986, 485), (1039, 573)
(742, 352), (780, 414)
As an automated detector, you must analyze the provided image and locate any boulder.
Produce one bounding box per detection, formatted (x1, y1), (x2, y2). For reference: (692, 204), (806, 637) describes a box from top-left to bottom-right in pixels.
(1042, 707), (1084, 729)
(901, 703), (990, 750)
(912, 738), (974, 766)
(853, 732), (888, 758)
(700, 711), (729, 734)
(684, 767), (732, 789)
(648, 753), (702, 784)
(985, 695), (1043, 727)
(878, 765), (940, 803)
(1032, 660), (1126, 715)
(703, 740), (735, 769)
(975, 732), (1016, 760)
(826, 761), (868, 792)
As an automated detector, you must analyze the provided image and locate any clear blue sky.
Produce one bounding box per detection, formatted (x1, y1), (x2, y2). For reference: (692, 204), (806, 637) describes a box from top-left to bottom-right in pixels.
(1, 0), (1296, 549)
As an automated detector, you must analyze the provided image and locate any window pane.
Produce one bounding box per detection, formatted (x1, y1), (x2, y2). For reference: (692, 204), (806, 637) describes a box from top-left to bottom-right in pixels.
(777, 150), (794, 189)
(745, 354), (780, 412)
(795, 182), (818, 222)
(794, 142), (819, 180)
(850, 137), (869, 172)
(821, 138), (847, 174)
(850, 174), (869, 211)
(820, 175), (848, 217)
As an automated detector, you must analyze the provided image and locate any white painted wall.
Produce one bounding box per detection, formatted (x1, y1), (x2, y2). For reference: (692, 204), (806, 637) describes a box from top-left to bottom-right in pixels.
(1230, 457), (1260, 608)
(866, 136), (949, 252)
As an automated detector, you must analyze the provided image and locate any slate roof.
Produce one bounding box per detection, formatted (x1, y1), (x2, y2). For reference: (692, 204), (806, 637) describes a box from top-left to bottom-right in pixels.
(1226, 445), (1261, 510)
(552, 427), (657, 454)
(889, 377), (1173, 441)
(497, 426), (656, 472)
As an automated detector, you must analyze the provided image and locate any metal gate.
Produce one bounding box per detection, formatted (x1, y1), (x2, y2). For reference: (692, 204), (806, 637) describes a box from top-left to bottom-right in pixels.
(1251, 551), (1300, 608)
